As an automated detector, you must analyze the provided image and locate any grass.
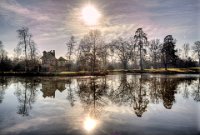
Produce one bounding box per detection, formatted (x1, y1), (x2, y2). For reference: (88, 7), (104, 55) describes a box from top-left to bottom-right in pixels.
(109, 67), (200, 74)
(143, 67), (199, 74)
(145, 68), (192, 72)
(0, 71), (108, 76)
(0, 67), (199, 76)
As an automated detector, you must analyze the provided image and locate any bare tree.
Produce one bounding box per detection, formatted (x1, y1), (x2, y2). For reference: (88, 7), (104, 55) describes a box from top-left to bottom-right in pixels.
(66, 36), (76, 70)
(134, 28), (148, 71)
(97, 41), (109, 71)
(149, 39), (162, 69)
(192, 41), (200, 66)
(0, 41), (12, 72)
(183, 43), (190, 60)
(28, 35), (39, 69)
(16, 27), (38, 72)
(110, 37), (131, 70)
(17, 27), (29, 72)
(0, 41), (7, 61)
(129, 36), (138, 69)
(78, 30), (103, 73)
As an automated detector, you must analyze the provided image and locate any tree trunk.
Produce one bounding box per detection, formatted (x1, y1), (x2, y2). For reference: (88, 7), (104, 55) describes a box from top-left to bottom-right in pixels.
(92, 39), (96, 74)
(163, 54), (167, 71)
(123, 60), (127, 70)
(24, 40), (27, 72)
(139, 47), (143, 71)
(164, 63), (167, 71)
(154, 55), (157, 69)
(199, 57), (200, 67)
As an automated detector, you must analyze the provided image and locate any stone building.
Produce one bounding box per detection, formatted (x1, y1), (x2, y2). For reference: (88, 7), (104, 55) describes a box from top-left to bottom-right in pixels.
(41, 50), (67, 72)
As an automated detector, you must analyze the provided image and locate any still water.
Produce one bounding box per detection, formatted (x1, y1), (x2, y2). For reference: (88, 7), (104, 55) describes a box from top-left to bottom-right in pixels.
(0, 74), (199, 135)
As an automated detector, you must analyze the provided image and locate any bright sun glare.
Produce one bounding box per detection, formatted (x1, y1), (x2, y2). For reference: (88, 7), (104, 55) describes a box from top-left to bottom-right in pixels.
(81, 4), (101, 26)
(84, 117), (97, 132)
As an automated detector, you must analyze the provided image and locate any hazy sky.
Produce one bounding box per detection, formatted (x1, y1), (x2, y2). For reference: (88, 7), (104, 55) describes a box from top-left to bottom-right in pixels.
(0, 0), (199, 58)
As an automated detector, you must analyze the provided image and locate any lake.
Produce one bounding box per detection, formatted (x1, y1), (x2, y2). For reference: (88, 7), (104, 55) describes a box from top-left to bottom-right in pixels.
(0, 74), (199, 135)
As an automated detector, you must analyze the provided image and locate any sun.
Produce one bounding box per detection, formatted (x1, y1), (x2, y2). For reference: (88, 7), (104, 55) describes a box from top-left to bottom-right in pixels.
(81, 4), (101, 26)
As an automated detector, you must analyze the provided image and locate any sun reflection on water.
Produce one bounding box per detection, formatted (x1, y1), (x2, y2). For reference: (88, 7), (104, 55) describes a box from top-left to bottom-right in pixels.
(84, 117), (97, 132)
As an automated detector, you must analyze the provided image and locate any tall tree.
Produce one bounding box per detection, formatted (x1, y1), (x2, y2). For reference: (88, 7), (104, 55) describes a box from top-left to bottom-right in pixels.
(17, 27), (29, 72)
(66, 36), (76, 61)
(149, 39), (162, 69)
(161, 35), (178, 70)
(78, 30), (103, 73)
(66, 36), (76, 70)
(110, 37), (131, 70)
(98, 42), (109, 71)
(0, 41), (7, 61)
(129, 36), (138, 69)
(28, 35), (37, 62)
(192, 41), (200, 66)
(134, 28), (148, 71)
(16, 27), (38, 72)
(183, 43), (190, 60)
(0, 41), (12, 72)
(28, 35), (39, 71)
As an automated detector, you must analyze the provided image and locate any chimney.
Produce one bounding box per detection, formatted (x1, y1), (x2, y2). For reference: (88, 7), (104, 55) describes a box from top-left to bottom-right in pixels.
(43, 51), (46, 56)
(53, 50), (55, 56)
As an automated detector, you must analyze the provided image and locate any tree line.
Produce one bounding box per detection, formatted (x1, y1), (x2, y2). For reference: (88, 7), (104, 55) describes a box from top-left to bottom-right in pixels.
(0, 27), (200, 72)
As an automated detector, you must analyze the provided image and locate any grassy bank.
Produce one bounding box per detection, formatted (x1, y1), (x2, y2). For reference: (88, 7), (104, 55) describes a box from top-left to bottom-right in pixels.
(0, 71), (108, 77)
(0, 67), (199, 76)
(109, 67), (200, 74)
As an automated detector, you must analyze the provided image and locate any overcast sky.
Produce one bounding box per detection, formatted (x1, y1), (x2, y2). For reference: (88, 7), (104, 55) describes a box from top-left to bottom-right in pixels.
(0, 0), (199, 58)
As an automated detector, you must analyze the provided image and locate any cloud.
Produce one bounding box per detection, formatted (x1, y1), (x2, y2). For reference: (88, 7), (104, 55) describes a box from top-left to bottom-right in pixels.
(0, 0), (50, 24)
(0, 0), (198, 57)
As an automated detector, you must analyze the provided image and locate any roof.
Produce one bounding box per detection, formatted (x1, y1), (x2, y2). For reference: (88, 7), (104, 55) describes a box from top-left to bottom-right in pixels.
(58, 57), (67, 61)
(41, 51), (56, 60)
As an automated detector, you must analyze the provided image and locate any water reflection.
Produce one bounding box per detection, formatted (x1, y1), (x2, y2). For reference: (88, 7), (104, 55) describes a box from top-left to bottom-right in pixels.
(83, 116), (97, 132)
(40, 78), (66, 98)
(0, 75), (199, 117)
(0, 77), (7, 104)
(0, 75), (199, 135)
(14, 78), (40, 116)
(192, 77), (200, 101)
(78, 77), (107, 119)
(66, 79), (76, 107)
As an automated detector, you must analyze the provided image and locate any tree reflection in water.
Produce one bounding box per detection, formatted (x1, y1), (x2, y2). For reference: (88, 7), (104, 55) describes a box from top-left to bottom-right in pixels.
(14, 78), (40, 116)
(77, 77), (108, 131)
(66, 79), (76, 107)
(107, 75), (199, 117)
(160, 77), (177, 109)
(132, 75), (149, 117)
(0, 77), (10, 104)
(78, 77), (108, 118)
(0, 75), (199, 118)
(108, 75), (149, 117)
(192, 76), (200, 102)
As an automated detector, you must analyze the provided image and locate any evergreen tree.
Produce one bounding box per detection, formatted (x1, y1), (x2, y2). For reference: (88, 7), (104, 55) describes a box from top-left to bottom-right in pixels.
(161, 35), (178, 70)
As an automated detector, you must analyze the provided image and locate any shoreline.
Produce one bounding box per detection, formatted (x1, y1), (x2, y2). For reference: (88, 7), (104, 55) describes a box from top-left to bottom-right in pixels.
(0, 71), (108, 77)
(0, 68), (199, 76)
